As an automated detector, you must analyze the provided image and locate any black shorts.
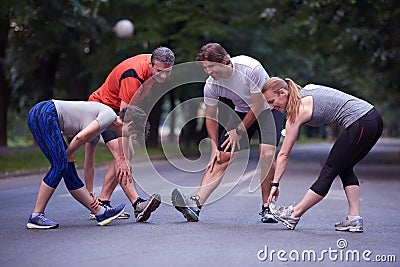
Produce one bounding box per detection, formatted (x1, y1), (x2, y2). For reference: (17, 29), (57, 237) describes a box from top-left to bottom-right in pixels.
(218, 109), (284, 151)
(101, 129), (119, 143)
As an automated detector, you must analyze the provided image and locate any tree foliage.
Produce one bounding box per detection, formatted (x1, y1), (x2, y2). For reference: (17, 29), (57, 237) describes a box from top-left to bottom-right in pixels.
(1, 0), (399, 146)
(259, 0), (400, 135)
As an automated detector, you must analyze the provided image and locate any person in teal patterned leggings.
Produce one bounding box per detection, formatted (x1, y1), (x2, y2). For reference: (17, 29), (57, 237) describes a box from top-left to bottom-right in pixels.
(26, 100), (143, 229)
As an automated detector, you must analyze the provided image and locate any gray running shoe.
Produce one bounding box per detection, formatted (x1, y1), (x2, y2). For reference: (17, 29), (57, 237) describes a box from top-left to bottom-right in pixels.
(134, 194), (161, 222)
(269, 201), (300, 230)
(335, 216), (363, 232)
(171, 188), (201, 222)
(260, 205), (278, 223)
(89, 200), (130, 220)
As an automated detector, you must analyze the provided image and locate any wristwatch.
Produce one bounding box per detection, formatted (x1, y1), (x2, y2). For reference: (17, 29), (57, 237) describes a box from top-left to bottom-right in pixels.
(270, 182), (280, 187)
(235, 127), (245, 136)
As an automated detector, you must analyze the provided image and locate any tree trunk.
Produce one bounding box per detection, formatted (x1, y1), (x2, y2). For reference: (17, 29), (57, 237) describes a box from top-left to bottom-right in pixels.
(168, 91), (176, 140)
(66, 79), (89, 100)
(35, 52), (60, 101)
(146, 99), (162, 148)
(0, 13), (10, 146)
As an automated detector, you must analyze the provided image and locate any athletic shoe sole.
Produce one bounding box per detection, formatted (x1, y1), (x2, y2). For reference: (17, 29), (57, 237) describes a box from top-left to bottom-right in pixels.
(117, 212), (130, 219)
(182, 208), (199, 222)
(97, 207), (125, 226)
(270, 211), (297, 230)
(171, 189), (199, 222)
(335, 226), (363, 233)
(136, 194), (161, 222)
(261, 216), (279, 223)
(89, 212), (130, 220)
(26, 223), (59, 229)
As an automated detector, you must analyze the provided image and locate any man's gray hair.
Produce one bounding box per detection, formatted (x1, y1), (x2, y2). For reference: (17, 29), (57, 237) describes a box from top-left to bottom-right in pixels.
(151, 46), (175, 65)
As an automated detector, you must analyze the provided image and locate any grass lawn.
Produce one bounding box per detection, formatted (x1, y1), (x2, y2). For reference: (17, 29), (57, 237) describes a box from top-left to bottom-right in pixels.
(0, 145), (112, 174)
(0, 137), (332, 175)
(0, 143), (202, 175)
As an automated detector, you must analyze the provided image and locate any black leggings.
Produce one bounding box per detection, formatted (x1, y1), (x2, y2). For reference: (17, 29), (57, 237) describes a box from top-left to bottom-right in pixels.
(310, 108), (383, 197)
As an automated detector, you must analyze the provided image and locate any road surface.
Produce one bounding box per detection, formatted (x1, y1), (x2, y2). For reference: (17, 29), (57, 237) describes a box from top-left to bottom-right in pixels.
(0, 138), (399, 266)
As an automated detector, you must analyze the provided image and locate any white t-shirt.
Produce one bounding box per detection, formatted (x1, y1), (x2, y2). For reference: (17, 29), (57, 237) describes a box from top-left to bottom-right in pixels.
(203, 55), (270, 113)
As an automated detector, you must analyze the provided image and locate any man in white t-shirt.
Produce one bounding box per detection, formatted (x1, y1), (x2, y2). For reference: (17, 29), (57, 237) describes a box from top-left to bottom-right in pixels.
(172, 43), (284, 222)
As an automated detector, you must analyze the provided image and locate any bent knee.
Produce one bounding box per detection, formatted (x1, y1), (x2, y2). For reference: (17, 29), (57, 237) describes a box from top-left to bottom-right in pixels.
(260, 145), (276, 161)
(217, 151), (232, 164)
(43, 168), (65, 188)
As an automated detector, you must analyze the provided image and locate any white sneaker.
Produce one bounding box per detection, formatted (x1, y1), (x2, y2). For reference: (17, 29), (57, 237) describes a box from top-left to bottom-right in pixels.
(269, 201), (300, 230)
(335, 216), (363, 232)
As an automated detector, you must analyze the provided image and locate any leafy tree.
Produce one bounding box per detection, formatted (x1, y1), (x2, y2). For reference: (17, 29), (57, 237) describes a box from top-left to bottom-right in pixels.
(0, 1), (13, 146)
(2, 0), (399, 148)
(255, 0), (400, 135)
(3, 0), (114, 146)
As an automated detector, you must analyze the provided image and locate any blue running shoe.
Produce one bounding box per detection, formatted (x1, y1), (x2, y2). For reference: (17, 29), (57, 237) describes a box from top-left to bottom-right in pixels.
(27, 213), (59, 229)
(89, 200), (130, 220)
(95, 203), (126, 226)
(171, 189), (201, 222)
(260, 205), (278, 223)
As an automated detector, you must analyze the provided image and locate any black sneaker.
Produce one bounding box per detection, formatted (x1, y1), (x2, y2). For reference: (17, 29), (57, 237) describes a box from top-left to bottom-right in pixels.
(259, 205), (278, 223)
(171, 188), (201, 222)
(89, 200), (130, 220)
(27, 213), (59, 229)
(133, 194), (161, 222)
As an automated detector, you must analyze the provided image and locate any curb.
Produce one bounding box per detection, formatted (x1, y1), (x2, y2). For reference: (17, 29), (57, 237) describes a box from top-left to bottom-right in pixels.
(1, 138), (399, 179)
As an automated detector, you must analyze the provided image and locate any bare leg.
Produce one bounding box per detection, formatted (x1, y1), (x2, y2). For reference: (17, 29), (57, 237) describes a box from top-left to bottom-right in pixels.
(69, 187), (101, 213)
(196, 151), (237, 205)
(99, 137), (135, 202)
(119, 180), (140, 205)
(259, 144), (276, 204)
(84, 142), (97, 194)
(291, 181), (360, 219)
(293, 189), (324, 218)
(98, 137), (120, 200)
(119, 139), (139, 204)
(98, 159), (140, 205)
(344, 185), (360, 216)
(98, 159), (119, 200)
(261, 164), (275, 204)
(33, 181), (56, 213)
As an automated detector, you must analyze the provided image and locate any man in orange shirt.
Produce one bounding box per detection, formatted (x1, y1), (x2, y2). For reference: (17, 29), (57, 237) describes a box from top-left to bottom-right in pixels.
(86, 47), (175, 222)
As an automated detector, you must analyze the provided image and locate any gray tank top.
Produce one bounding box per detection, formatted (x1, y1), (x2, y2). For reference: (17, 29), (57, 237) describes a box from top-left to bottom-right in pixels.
(53, 100), (117, 144)
(301, 84), (373, 129)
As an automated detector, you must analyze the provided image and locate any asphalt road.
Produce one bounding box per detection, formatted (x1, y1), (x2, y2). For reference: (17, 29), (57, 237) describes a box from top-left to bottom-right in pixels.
(0, 138), (399, 267)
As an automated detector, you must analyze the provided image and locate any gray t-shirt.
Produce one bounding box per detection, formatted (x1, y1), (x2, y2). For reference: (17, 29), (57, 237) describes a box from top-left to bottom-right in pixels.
(301, 84), (373, 129)
(53, 100), (117, 144)
(203, 55), (270, 113)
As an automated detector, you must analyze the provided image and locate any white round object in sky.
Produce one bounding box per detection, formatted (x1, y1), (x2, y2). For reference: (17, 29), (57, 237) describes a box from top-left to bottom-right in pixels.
(114, 19), (134, 38)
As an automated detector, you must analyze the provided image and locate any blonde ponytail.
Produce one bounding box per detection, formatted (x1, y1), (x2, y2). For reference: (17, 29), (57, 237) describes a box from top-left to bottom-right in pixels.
(284, 78), (302, 124)
(262, 77), (302, 124)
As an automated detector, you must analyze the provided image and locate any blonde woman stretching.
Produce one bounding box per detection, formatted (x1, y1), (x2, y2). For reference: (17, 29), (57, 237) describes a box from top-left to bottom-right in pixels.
(262, 77), (383, 232)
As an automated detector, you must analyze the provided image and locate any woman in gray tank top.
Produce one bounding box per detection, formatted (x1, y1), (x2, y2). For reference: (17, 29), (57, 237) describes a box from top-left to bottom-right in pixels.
(26, 100), (146, 229)
(261, 77), (383, 232)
